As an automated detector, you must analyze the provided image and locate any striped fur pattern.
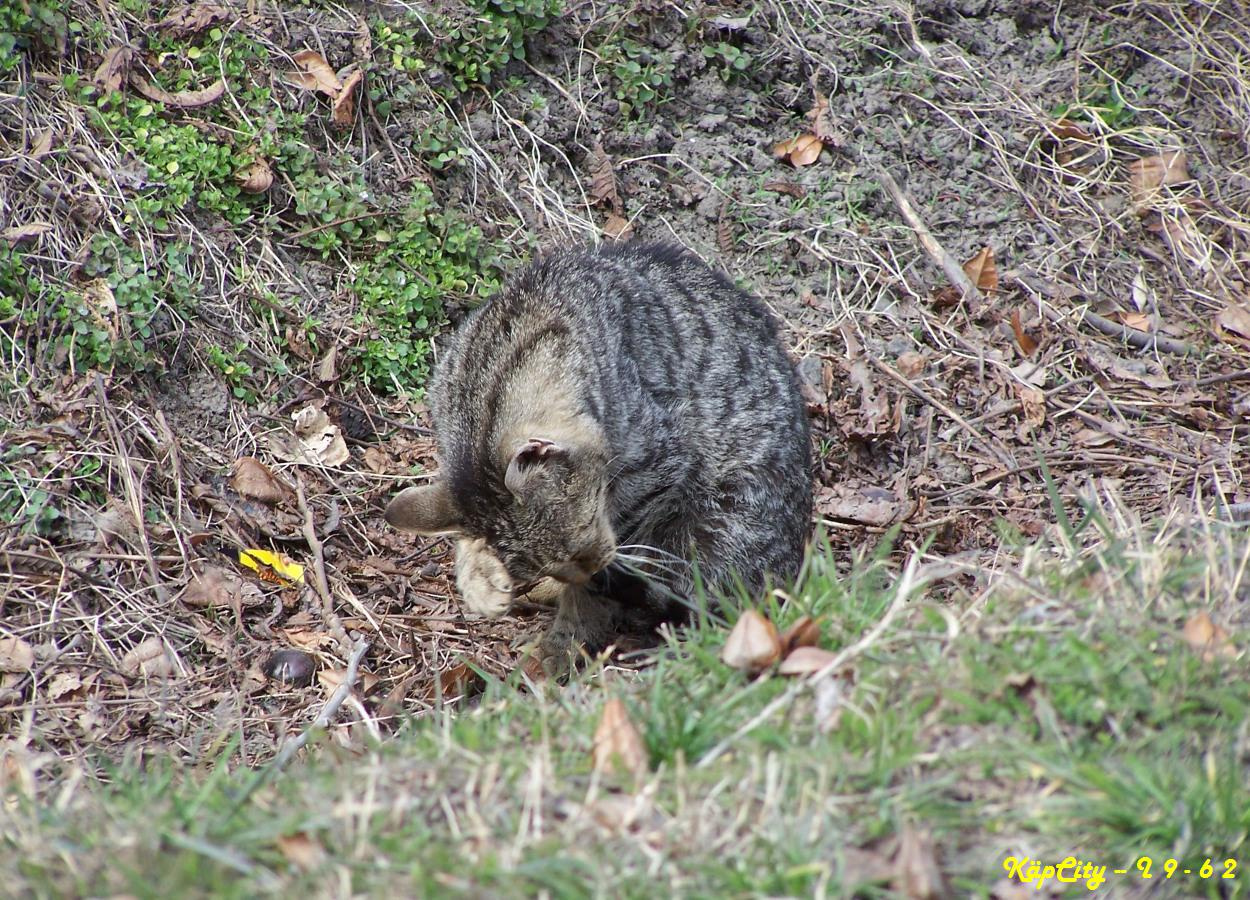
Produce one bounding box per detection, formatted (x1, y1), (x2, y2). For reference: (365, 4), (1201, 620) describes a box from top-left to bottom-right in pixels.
(385, 242), (812, 663)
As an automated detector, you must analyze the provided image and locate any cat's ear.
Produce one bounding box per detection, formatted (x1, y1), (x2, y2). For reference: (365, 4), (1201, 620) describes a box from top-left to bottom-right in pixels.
(384, 481), (461, 534)
(505, 438), (566, 496)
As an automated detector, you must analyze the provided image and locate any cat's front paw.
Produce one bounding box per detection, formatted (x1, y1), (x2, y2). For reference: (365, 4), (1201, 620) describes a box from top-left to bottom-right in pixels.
(454, 538), (513, 618)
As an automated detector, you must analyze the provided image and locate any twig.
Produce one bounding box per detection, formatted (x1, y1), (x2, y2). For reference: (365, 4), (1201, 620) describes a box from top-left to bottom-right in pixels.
(1010, 270), (1195, 356)
(296, 476), (352, 655)
(697, 555), (922, 770)
(271, 636), (370, 771)
(868, 356), (1017, 469)
(874, 166), (982, 308)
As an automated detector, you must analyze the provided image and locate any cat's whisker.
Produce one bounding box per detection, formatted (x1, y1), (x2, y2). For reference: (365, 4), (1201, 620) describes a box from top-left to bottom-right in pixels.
(616, 543), (684, 562)
(614, 553), (683, 579)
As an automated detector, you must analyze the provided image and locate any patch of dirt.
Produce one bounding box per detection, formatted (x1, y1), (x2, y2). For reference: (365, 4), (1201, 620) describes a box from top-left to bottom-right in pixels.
(2, 0), (1248, 768)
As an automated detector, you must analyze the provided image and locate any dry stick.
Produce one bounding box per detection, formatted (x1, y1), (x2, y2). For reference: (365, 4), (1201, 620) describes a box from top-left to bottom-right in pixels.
(295, 476), (353, 655)
(698, 555), (922, 770)
(1010, 270), (1195, 357)
(271, 636), (370, 772)
(868, 356), (1018, 470)
(874, 166), (983, 308)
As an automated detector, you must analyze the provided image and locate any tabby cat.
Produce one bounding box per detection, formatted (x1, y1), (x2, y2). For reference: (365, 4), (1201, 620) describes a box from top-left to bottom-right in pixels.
(386, 242), (812, 668)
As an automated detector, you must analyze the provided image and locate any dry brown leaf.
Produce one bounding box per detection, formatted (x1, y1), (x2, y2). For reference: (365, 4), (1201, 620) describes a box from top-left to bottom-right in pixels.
(331, 67), (363, 127)
(46, 671), (83, 700)
(1182, 611), (1236, 662)
(721, 609), (781, 673)
(182, 565), (265, 609)
(892, 825), (945, 899)
(1009, 309), (1039, 356)
(82, 279), (120, 341)
(316, 346), (337, 383)
(130, 75), (225, 108)
(816, 483), (909, 527)
(94, 46), (133, 93)
(602, 213), (634, 241)
(235, 158), (273, 194)
(1116, 311), (1153, 332)
(157, 3), (230, 37)
(435, 661), (482, 699)
(1016, 385), (1045, 428)
(276, 832), (326, 871)
(1047, 118), (1093, 141)
(280, 628), (339, 652)
(807, 84), (839, 146)
(3, 223), (55, 247)
(1083, 344), (1171, 389)
(0, 636), (35, 674)
(288, 49), (343, 96)
(762, 180), (807, 199)
(773, 133), (823, 167)
(588, 142), (621, 212)
(896, 351), (926, 378)
(779, 615), (821, 655)
(1128, 150), (1189, 207)
(121, 637), (175, 678)
(318, 666), (380, 696)
(778, 645), (838, 676)
(291, 406), (350, 466)
(1217, 305), (1250, 341)
(592, 697), (648, 780)
(962, 246), (998, 293)
(231, 456), (290, 504)
(30, 128), (54, 159)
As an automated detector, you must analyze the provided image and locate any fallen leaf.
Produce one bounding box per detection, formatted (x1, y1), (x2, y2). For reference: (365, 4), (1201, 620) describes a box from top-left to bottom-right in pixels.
(287, 49), (342, 96)
(81, 279), (120, 341)
(816, 483), (910, 527)
(592, 697), (648, 780)
(239, 548), (306, 585)
(331, 67), (363, 127)
(1116, 310), (1153, 331)
(1016, 384), (1045, 428)
(892, 825), (945, 899)
(94, 46), (133, 93)
(29, 128), (54, 158)
(231, 457), (291, 504)
(762, 180), (807, 199)
(721, 609), (781, 674)
(806, 83), (840, 147)
(46, 671), (83, 700)
(434, 661), (482, 699)
(130, 75), (225, 108)
(603, 213), (634, 241)
(182, 565), (266, 608)
(1008, 309), (1039, 356)
(1083, 344), (1171, 388)
(1217, 305), (1250, 341)
(2, 223), (55, 247)
(1047, 118), (1093, 141)
(962, 246), (998, 293)
(773, 133), (823, 167)
(318, 666), (379, 696)
(121, 636), (176, 678)
(0, 636), (35, 673)
(778, 645), (838, 676)
(1182, 611), (1236, 662)
(157, 3), (230, 37)
(315, 346), (337, 383)
(779, 615), (821, 655)
(291, 405), (350, 466)
(276, 832), (326, 871)
(1128, 150), (1189, 207)
(279, 628), (339, 652)
(235, 158), (273, 193)
(896, 351), (926, 378)
(588, 142), (621, 212)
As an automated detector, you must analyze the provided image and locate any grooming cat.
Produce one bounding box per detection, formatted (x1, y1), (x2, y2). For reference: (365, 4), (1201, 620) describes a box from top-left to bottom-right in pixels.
(385, 242), (812, 668)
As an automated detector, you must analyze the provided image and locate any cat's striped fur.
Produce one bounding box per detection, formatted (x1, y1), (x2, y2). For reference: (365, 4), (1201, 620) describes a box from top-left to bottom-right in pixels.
(386, 242), (812, 665)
